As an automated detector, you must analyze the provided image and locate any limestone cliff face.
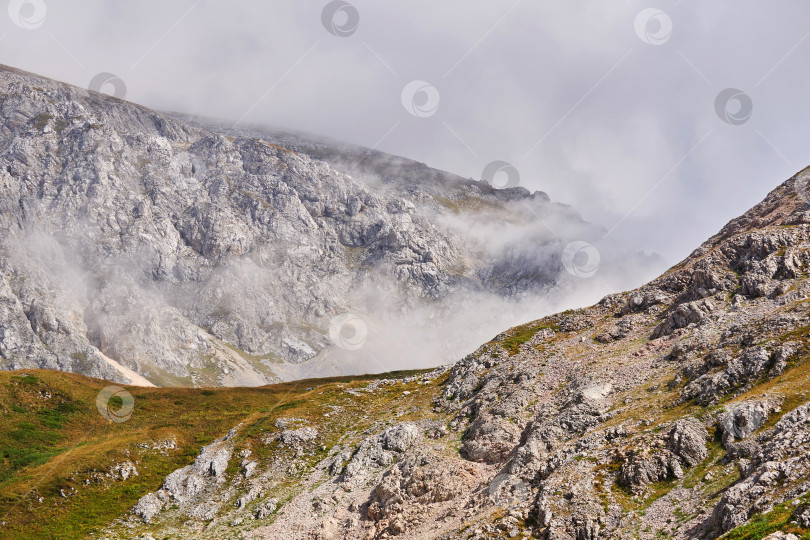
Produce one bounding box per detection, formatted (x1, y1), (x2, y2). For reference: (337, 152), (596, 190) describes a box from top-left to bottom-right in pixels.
(0, 65), (601, 387)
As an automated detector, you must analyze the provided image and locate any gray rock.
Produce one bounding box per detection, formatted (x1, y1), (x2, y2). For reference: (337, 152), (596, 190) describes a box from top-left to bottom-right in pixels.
(683, 346), (781, 405)
(668, 418), (709, 467)
(275, 417), (306, 429)
(619, 419), (707, 490)
(280, 426), (318, 446)
(621, 289), (670, 314)
(342, 422), (421, 479)
(595, 319), (633, 343)
(794, 505), (810, 528)
(365, 452), (470, 535)
(242, 460), (258, 478)
(235, 485), (264, 509)
(762, 533), (798, 540)
(718, 399), (779, 447)
(712, 403), (810, 533)
(381, 422), (419, 452)
(132, 492), (162, 524)
(109, 461), (138, 481)
(132, 430), (234, 522)
(254, 498), (278, 520)
(461, 416), (521, 464)
(654, 298), (716, 337)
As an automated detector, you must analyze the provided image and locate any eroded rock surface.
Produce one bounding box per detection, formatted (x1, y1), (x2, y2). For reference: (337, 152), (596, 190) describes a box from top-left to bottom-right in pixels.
(133, 429), (235, 523)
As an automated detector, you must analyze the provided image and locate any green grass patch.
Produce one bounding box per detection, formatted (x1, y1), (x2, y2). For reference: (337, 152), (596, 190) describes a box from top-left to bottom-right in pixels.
(720, 501), (809, 540)
(33, 114), (53, 130)
(499, 321), (560, 355)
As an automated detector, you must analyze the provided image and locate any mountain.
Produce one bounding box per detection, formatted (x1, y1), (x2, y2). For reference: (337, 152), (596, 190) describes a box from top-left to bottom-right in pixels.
(2, 168), (810, 539)
(0, 64), (658, 388)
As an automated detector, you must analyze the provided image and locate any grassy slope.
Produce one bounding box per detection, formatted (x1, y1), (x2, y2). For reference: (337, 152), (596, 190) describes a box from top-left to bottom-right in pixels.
(0, 368), (442, 539)
(2, 315), (809, 538)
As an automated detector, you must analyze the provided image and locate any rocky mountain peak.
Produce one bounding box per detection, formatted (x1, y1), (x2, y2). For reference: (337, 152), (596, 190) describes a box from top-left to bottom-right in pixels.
(0, 64), (639, 387)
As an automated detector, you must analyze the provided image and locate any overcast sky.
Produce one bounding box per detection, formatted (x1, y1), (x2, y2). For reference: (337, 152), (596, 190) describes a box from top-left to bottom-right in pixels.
(2, 1), (809, 266)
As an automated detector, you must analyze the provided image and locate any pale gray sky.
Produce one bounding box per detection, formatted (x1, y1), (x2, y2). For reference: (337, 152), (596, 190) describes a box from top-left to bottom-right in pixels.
(2, 0), (809, 266)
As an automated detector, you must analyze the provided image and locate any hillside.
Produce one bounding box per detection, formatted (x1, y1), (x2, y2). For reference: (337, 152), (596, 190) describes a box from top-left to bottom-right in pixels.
(2, 168), (810, 539)
(0, 367), (445, 539)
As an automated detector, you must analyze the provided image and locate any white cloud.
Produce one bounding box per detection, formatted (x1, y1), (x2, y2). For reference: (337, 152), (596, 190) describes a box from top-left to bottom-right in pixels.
(2, 0), (809, 266)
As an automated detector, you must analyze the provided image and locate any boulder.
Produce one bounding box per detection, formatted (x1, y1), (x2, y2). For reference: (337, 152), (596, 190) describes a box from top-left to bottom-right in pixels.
(132, 431), (234, 523)
(618, 419), (707, 490)
(718, 399), (779, 447)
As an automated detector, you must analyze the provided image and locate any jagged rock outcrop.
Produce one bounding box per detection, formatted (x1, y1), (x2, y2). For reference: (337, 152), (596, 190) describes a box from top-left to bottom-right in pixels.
(340, 422), (420, 480)
(681, 344), (797, 406)
(280, 426), (318, 446)
(133, 429), (236, 523)
(713, 403), (810, 533)
(718, 398), (781, 447)
(618, 419), (708, 491)
(365, 452), (473, 536)
(653, 298), (716, 337)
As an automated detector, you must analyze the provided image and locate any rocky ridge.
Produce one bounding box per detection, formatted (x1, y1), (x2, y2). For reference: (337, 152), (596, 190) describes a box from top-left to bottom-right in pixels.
(77, 168), (810, 539)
